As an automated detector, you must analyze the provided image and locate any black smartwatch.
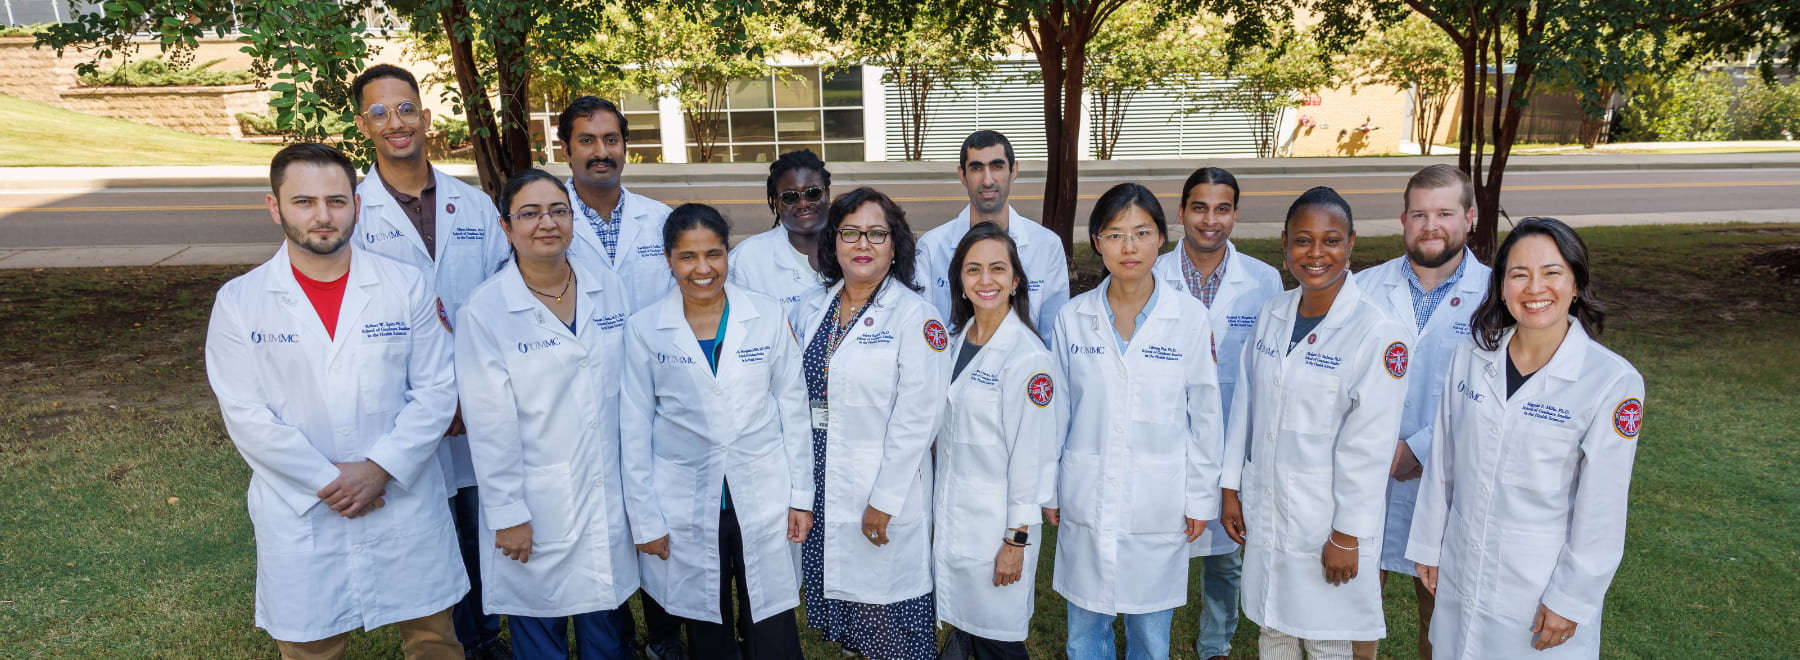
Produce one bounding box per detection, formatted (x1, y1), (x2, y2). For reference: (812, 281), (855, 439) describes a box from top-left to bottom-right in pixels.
(1010, 529), (1030, 546)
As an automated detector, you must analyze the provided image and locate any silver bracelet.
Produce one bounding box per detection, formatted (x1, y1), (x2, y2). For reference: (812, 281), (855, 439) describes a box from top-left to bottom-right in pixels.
(1329, 537), (1359, 551)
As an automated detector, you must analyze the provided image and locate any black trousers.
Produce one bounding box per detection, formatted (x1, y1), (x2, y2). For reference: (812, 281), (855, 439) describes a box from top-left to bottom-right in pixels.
(969, 635), (1030, 660)
(686, 500), (803, 660)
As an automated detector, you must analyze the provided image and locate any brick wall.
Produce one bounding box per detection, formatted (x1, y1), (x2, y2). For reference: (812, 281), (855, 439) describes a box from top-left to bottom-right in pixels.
(58, 85), (271, 138)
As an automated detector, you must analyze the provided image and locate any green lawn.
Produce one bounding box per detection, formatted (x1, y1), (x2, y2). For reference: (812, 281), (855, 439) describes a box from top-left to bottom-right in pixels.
(0, 94), (280, 167)
(1, 224), (1796, 658)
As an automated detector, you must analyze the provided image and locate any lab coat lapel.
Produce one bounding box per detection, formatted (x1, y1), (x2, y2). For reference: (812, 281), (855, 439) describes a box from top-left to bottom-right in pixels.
(362, 165), (433, 267)
(1502, 321), (1592, 405)
(1211, 241), (1252, 316)
(267, 247), (334, 349)
(499, 262), (578, 342)
(652, 289), (711, 379)
(327, 254), (378, 365)
(714, 286), (761, 383)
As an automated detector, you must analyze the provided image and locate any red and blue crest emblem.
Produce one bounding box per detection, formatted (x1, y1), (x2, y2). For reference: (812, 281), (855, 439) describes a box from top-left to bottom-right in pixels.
(923, 319), (949, 351)
(1028, 373), (1054, 407)
(1613, 398), (1643, 438)
(1383, 341), (1409, 379)
(435, 297), (454, 333)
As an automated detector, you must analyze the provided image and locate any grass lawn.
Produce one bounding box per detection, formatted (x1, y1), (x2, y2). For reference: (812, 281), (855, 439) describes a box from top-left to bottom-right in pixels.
(1, 224), (1795, 658)
(0, 94), (280, 167)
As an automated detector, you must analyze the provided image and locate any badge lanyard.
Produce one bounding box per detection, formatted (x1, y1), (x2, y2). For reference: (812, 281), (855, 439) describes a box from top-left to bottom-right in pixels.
(816, 281), (881, 429)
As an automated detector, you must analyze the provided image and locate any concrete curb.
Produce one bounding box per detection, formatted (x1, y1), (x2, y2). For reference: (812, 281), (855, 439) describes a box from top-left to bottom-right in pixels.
(5, 153), (1798, 191)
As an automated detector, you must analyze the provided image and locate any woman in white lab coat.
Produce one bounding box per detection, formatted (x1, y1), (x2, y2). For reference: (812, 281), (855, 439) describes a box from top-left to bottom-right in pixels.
(1218, 187), (1410, 660)
(787, 187), (946, 660)
(1048, 183), (1223, 660)
(729, 149), (831, 305)
(618, 203), (814, 660)
(453, 169), (639, 660)
(931, 222), (1058, 660)
(1408, 217), (1644, 659)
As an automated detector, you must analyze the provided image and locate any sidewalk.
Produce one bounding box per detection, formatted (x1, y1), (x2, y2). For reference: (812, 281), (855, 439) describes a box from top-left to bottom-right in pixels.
(6, 152), (1800, 191)
(2, 208), (1792, 269)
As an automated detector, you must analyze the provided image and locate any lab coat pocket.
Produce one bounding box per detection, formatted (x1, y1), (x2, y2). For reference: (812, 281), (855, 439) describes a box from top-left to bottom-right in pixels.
(1279, 373), (1341, 439)
(949, 385), (1001, 445)
(1277, 468), (1334, 554)
(834, 343), (898, 407)
(653, 456), (702, 538)
(246, 480), (314, 554)
(1130, 362), (1184, 423)
(523, 463), (577, 543)
(1057, 452), (1101, 526)
(944, 478), (1007, 559)
(1501, 424), (1580, 492)
(359, 340), (409, 413)
(1128, 457), (1186, 534)
(1491, 527), (1562, 622)
(737, 449), (791, 541)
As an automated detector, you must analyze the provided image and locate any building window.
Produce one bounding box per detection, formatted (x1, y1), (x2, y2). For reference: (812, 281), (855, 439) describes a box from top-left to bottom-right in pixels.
(619, 92), (662, 163)
(690, 65), (865, 163)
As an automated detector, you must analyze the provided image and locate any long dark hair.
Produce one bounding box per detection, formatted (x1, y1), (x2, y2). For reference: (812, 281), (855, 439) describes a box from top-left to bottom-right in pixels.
(947, 222), (1036, 337)
(1471, 217), (1608, 351)
(816, 187), (923, 293)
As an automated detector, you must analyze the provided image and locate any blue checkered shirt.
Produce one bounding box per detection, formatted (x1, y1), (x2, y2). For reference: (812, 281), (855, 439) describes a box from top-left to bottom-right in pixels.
(566, 178), (623, 262)
(1180, 246), (1229, 308)
(1401, 252), (1469, 331)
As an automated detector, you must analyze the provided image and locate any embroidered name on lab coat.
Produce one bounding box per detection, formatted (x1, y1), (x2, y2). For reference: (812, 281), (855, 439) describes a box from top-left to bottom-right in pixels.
(361, 321), (411, 339)
(1141, 345), (1183, 361)
(1452, 321), (1472, 336)
(856, 330), (894, 345)
(450, 227), (485, 240)
(1302, 352), (1342, 370)
(593, 314), (627, 331)
(736, 346), (771, 363)
(969, 369), (999, 386)
(636, 244), (665, 258)
(1520, 402), (1574, 424)
(1229, 315), (1257, 328)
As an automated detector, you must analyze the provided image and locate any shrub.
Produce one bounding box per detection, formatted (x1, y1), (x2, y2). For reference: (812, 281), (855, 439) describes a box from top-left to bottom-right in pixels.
(235, 111), (352, 137)
(433, 116), (470, 147)
(1620, 69), (1800, 141)
(0, 23), (52, 37)
(78, 57), (255, 87)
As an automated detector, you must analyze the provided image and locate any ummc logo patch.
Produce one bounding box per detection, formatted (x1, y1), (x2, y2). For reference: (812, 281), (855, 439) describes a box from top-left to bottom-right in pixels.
(1028, 373), (1054, 407)
(1384, 341), (1409, 379)
(923, 319), (949, 351)
(1613, 398), (1643, 438)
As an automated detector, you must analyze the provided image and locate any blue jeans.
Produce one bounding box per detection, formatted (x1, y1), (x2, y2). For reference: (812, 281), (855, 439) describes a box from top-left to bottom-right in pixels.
(509, 608), (633, 660)
(1195, 549), (1243, 658)
(1065, 602), (1175, 660)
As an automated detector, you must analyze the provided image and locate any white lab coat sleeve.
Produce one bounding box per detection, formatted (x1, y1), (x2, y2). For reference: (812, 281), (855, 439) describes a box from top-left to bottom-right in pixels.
(774, 314), (815, 509)
(1402, 424), (1434, 472)
(454, 305), (533, 531)
(1000, 351), (1055, 529)
(1540, 371), (1644, 626)
(204, 293), (340, 516)
(1405, 369), (1458, 568)
(1219, 328), (1256, 492)
(1184, 319), (1225, 521)
(1040, 315), (1071, 510)
(1034, 254), (1071, 336)
(618, 321), (670, 544)
(362, 275), (457, 492)
(1330, 327), (1408, 539)
(866, 303), (945, 516)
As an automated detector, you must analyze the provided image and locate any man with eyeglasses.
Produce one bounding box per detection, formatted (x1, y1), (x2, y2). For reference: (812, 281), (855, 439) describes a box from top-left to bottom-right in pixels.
(557, 96), (676, 314)
(913, 130), (1069, 337)
(350, 64), (513, 660)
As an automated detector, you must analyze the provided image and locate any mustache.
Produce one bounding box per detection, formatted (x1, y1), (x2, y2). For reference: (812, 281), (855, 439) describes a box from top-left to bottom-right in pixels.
(586, 157), (619, 170)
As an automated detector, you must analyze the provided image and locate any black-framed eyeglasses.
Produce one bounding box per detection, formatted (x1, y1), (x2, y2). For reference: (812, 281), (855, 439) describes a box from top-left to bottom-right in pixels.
(507, 208), (574, 223)
(837, 228), (892, 244)
(362, 102), (422, 125)
(779, 186), (826, 207)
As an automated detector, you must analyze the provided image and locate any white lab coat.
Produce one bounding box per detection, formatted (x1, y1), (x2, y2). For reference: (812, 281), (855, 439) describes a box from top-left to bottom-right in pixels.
(357, 165), (511, 492)
(1358, 250), (1491, 575)
(1048, 278), (1224, 615)
(619, 285), (814, 624)
(452, 257), (641, 617)
(787, 279), (948, 605)
(205, 247), (466, 642)
(913, 206), (1070, 336)
(727, 224), (825, 306)
(564, 182), (675, 313)
(1222, 273), (1410, 640)
(932, 312), (1057, 641)
(1153, 239), (1286, 557)
(1407, 323), (1643, 659)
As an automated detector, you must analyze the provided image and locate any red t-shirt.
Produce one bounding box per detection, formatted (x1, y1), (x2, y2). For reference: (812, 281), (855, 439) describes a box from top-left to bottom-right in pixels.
(293, 264), (350, 339)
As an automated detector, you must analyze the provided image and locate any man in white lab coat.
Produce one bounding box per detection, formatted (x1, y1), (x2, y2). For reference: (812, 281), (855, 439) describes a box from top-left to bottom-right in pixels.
(914, 130), (1069, 335)
(1353, 165), (1492, 660)
(205, 143), (467, 659)
(348, 64), (512, 660)
(558, 96), (676, 314)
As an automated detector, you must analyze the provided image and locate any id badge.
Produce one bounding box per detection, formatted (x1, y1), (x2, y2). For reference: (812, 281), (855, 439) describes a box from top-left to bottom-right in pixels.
(810, 400), (830, 430)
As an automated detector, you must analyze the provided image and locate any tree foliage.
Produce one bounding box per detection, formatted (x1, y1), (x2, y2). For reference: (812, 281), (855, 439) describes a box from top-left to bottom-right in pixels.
(1186, 16), (1338, 158)
(1621, 67), (1800, 140)
(78, 57), (254, 87)
(1082, 2), (1205, 160)
(1355, 14), (1460, 155)
(838, 4), (1004, 161)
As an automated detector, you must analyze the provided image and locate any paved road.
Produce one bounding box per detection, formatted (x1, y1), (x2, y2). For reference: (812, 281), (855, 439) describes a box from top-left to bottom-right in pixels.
(2, 167), (1796, 250)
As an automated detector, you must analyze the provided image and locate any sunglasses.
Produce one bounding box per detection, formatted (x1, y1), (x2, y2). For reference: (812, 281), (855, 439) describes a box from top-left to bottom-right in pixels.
(779, 186), (827, 207)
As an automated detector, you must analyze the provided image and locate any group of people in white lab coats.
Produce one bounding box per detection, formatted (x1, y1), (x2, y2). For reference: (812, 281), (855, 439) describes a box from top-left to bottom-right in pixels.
(206, 63), (1644, 660)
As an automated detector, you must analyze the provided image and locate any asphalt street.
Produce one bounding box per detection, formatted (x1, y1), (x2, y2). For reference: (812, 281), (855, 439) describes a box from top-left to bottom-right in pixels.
(1, 166), (1796, 250)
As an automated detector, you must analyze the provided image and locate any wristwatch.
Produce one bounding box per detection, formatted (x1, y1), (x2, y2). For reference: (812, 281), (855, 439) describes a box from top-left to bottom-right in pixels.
(1010, 529), (1030, 546)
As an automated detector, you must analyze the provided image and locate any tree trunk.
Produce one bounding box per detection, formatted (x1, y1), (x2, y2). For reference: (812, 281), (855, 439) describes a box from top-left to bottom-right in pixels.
(491, 15), (533, 182)
(1053, 42), (1086, 255)
(1033, 13), (1076, 257)
(442, 0), (505, 196)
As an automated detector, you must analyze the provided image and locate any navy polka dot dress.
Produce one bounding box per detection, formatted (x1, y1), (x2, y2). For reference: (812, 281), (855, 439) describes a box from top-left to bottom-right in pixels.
(801, 296), (936, 660)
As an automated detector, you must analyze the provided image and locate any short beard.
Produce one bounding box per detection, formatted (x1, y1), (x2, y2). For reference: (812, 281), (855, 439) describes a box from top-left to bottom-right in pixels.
(1407, 233), (1466, 269)
(281, 213), (352, 256)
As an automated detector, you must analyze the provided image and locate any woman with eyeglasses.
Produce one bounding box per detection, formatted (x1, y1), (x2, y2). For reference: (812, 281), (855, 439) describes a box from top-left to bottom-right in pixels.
(1407, 217), (1643, 659)
(454, 169), (640, 659)
(619, 203), (814, 659)
(1046, 183), (1223, 660)
(787, 187), (946, 660)
(729, 149), (832, 306)
(1219, 187), (1409, 660)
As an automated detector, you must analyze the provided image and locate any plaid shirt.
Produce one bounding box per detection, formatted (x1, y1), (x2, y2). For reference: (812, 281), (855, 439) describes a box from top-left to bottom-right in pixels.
(1401, 252), (1469, 331)
(566, 178), (623, 262)
(1180, 246), (1230, 308)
